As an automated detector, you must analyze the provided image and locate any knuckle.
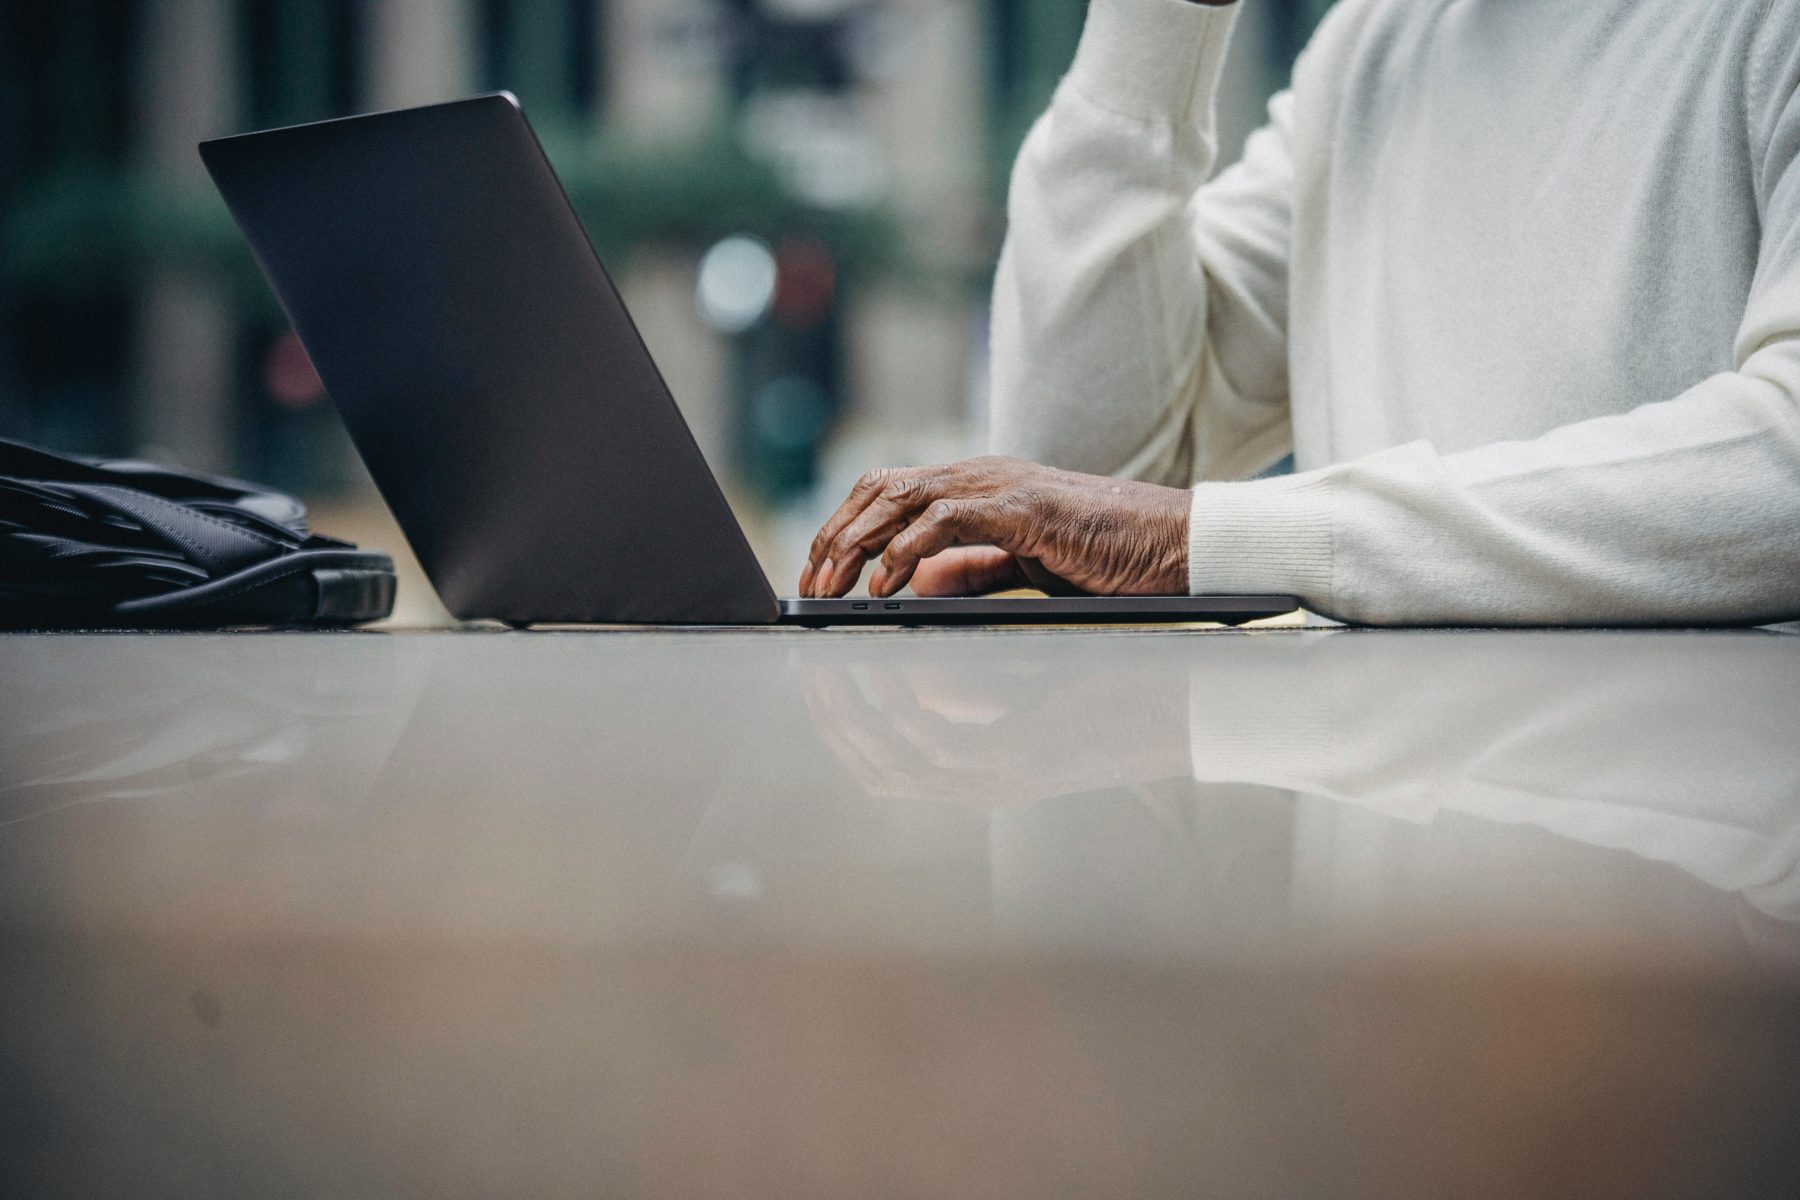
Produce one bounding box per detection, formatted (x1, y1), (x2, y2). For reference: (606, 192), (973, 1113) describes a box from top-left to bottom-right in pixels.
(925, 498), (959, 524)
(898, 514), (938, 548)
(856, 468), (890, 493)
(987, 495), (1024, 527)
(1007, 488), (1045, 517)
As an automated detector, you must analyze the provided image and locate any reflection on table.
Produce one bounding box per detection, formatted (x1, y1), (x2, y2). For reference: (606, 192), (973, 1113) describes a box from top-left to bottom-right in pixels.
(1, 628), (1796, 1197)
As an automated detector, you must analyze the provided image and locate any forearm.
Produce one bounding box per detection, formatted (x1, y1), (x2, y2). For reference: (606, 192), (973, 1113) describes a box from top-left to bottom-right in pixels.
(989, 0), (1245, 484)
(1186, 346), (1800, 625)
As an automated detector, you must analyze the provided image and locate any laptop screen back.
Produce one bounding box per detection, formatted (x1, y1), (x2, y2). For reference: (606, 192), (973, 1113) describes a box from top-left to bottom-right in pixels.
(201, 94), (780, 625)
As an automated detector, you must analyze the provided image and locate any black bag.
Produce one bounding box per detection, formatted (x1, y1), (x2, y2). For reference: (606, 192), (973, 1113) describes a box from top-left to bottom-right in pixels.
(0, 437), (396, 629)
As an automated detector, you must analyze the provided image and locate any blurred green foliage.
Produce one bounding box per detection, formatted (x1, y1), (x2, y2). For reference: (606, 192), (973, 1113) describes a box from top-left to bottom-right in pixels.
(3, 121), (900, 312)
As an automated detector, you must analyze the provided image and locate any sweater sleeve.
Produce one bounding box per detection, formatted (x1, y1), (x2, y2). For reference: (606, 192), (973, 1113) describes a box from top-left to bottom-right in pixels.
(988, 0), (1294, 488)
(1188, 39), (1800, 626)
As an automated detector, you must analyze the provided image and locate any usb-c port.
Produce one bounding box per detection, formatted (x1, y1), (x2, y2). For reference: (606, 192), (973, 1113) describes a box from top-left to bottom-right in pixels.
(852, 602), (869, 610)
(885, 603), (903, 610)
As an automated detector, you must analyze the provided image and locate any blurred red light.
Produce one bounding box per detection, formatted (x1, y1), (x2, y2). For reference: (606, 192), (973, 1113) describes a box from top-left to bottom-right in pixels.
(264, 330), (325, 409)
(772, 237), (836, 330)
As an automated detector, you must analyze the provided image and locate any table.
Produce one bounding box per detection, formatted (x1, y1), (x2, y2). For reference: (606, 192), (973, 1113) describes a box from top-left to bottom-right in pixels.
(2, 627), (1797, 1197)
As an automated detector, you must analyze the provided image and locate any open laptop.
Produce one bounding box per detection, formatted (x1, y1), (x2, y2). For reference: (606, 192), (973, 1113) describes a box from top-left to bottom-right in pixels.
(200, 94), (1298, 628)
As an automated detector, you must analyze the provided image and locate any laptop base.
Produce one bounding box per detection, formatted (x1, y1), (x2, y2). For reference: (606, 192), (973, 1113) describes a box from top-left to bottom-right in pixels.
(778, 595), (1299, 628)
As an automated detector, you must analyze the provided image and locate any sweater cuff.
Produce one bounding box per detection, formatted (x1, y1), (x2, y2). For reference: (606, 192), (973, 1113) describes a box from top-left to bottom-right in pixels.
(1068, 0), (1241, 125)
(1188, 472), (1336, 607)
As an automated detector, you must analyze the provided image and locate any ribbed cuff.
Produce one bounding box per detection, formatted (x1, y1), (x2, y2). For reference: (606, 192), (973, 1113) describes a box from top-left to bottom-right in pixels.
(1185, 636), (1437, 822)
(1189, 472), (1336, 608)
(1068, 0), (1242, 124)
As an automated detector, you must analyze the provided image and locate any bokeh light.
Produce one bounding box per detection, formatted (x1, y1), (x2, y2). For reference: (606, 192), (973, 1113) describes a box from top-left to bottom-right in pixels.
(696, 235), (779, 335)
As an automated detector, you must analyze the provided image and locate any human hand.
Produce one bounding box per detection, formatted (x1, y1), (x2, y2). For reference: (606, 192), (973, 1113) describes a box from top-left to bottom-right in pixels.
(798, 457), (1190, 599)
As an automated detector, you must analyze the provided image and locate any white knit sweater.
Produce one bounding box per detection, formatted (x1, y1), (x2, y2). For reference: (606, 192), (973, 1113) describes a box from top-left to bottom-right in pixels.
(990, 0), (1800, 624)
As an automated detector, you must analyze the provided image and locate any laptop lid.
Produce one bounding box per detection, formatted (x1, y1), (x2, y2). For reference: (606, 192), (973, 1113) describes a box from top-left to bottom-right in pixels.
(200, 93), (781, 626)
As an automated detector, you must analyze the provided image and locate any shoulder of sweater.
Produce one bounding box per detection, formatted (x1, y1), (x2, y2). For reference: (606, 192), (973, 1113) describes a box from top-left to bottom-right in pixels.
(1282, 0), (1439, 109)
(1294, 0), (1433, 62)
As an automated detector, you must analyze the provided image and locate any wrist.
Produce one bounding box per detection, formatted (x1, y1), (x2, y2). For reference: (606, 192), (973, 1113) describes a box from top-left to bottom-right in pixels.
(1188, 475), (1335, 605)
(1155, 486), (1194, 595)
(1067, 0), (1243, 125)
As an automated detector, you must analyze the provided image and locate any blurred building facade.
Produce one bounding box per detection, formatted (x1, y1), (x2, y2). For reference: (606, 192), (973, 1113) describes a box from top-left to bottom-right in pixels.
(0, 0), (1331, 586)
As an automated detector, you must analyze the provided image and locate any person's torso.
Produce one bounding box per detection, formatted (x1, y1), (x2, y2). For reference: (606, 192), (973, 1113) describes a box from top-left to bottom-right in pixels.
(1282, 0), (1787, 469)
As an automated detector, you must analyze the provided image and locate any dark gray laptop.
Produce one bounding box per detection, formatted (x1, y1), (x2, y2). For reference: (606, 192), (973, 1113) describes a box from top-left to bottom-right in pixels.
(200, 94), (1297, 628)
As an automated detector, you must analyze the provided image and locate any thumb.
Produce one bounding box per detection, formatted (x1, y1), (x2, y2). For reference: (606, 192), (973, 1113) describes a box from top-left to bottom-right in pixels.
(909, 546), (1028, 597)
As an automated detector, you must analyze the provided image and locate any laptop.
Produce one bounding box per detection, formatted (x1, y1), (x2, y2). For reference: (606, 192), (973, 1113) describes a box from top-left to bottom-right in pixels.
(199, 94), (1298, 629)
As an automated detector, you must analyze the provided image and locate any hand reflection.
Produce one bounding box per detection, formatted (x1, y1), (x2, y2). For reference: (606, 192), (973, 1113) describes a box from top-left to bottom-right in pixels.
(801, 648), (1193, 809)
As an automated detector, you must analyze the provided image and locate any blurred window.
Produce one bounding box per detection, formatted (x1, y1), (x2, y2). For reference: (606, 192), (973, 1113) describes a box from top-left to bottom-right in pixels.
(243, 0), (363, 127)
(478, 0), (605, 124)
(1, 1), (142, 450)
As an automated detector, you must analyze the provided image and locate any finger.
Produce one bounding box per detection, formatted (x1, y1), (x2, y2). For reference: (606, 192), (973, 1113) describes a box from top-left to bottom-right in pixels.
(807, 468), (893, 569)
(804, 468), (924, 596)
(808, 458), (1018, 597)
(819, 470), (968, 597)
(905, 546), (1027, 597)
(871, 498), (1008, 598)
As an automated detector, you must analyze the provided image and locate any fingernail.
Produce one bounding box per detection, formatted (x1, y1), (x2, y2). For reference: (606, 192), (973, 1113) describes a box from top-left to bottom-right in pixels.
(868, 565), (888, 596)
(817, 558), (835, 596)
(798, 562), (814, 594)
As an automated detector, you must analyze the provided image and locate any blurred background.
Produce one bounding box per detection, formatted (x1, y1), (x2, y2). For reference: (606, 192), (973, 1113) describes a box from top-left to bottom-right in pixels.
(0, 0), (1331, 623)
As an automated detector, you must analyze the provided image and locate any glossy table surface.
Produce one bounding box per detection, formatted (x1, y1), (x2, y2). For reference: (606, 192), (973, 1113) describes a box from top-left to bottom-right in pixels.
(2, 627), (1797, 1197)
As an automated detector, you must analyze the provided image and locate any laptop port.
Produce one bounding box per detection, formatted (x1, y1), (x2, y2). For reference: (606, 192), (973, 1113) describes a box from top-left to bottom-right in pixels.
(885, 603), (903, 610)
(852, 602), (868, 610)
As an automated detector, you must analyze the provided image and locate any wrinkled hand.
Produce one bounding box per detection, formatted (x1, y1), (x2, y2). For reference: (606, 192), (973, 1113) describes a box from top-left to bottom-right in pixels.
(799, 457), (1190, 599)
